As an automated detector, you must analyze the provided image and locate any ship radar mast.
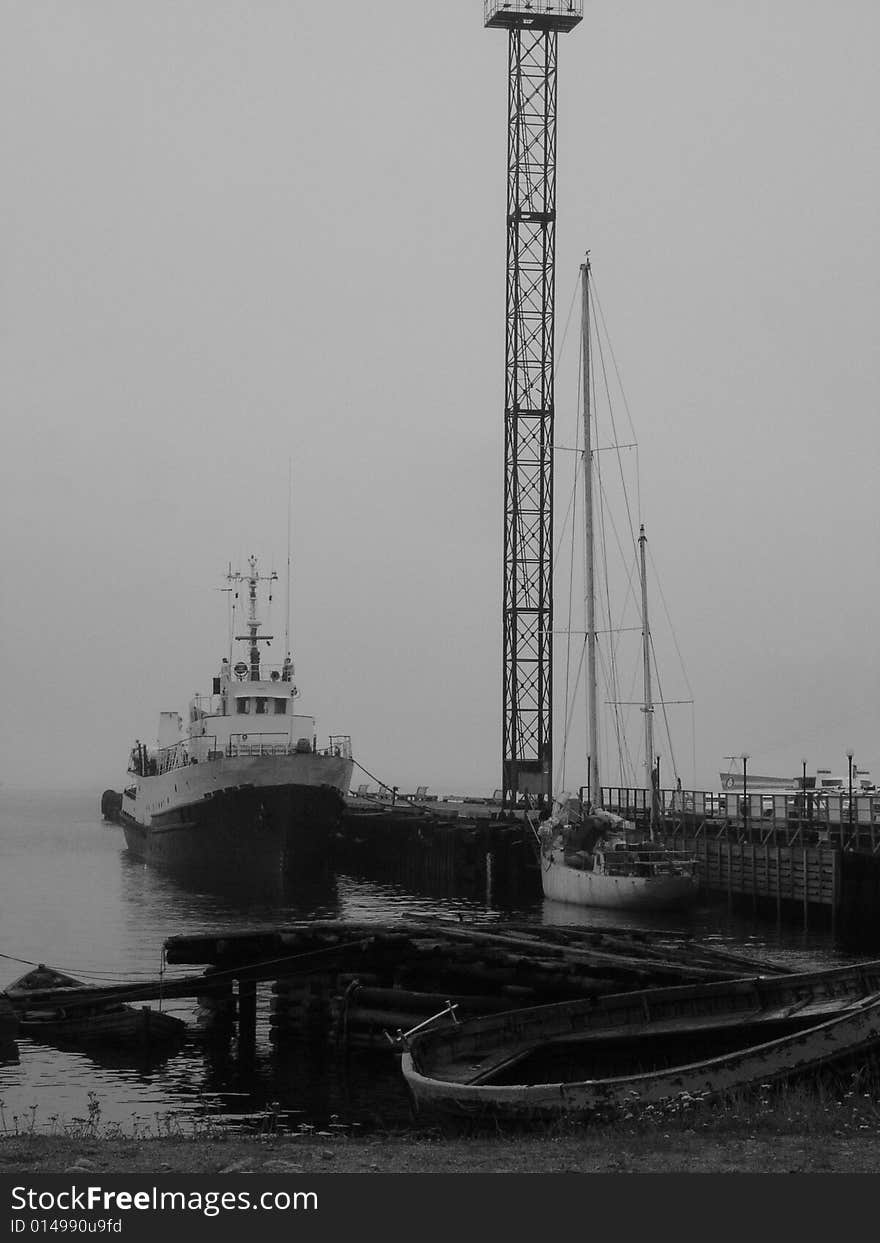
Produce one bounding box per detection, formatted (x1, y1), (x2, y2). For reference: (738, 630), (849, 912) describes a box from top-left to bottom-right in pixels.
(229, 555), (278, 682)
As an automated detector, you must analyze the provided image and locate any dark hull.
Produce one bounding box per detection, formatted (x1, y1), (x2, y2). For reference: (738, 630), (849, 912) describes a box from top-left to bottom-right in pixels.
(19, 1007), (185, 1049)
(0, 997), (19, 1042)
(121, 781), (343, 875)
(6, 968), (186, 1051)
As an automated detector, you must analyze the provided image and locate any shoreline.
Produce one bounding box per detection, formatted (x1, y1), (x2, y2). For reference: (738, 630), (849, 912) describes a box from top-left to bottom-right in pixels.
(3, 1113), (880, 1175)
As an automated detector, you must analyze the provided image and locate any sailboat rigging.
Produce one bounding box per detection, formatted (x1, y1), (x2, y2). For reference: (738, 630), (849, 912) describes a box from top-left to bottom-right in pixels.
(537, 258), (699, 910)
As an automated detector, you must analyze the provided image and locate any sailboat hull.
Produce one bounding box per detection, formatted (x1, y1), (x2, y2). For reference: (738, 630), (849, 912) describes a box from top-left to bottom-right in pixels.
(541, 851), (699, 911)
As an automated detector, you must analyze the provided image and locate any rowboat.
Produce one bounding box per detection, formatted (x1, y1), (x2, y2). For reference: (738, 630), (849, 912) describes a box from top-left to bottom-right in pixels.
(4, 966), (186, 1050)
(401, 958), (880, 1120)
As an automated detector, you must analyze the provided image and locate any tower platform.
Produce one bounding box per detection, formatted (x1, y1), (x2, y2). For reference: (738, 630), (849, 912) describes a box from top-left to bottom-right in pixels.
(484, 1), (583, 32)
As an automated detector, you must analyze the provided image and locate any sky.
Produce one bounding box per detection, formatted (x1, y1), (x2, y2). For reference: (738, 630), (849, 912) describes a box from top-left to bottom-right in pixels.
(1, 1), (878, 798)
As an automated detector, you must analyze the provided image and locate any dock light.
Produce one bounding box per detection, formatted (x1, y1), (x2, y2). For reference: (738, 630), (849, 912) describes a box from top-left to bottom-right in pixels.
(846, 750), (854, 831)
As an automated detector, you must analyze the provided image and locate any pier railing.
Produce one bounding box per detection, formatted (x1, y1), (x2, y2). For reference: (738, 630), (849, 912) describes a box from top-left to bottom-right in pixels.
(602, 786), (880, 855)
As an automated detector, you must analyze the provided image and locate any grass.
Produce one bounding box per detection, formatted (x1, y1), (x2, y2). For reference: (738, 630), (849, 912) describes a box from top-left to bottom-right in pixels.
(4, 1065), (880, 1147)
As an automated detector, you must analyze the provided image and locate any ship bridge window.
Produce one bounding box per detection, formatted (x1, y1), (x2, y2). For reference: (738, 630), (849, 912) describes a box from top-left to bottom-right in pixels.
(236, 698), (250, 715)
(255, 697), (267, 715)
(274, 699), (287, 715)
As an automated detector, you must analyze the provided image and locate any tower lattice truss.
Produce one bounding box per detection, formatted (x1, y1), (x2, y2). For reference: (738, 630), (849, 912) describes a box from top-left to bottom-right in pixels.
(486, 3), (582, 803)
(503, 25), (559, 801)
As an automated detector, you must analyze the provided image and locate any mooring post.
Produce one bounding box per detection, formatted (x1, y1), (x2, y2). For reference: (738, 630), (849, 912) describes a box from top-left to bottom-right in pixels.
(752, 844), (757, 913)
(196, 967), (236, 1039)
(775, 844), (782, 924)
(830, 846), (838, 937)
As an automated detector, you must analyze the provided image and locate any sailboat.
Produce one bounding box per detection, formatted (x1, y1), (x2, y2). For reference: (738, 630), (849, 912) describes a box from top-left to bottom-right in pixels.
(537, 260), (699, 910)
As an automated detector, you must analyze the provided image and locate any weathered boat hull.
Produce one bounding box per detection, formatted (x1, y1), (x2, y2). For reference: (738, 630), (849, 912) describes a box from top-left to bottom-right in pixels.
(6, 967), (186, 1051)
(403, 998), (880, 1119)
(17, 1007), (186, 1049)
(120, 753), (350, 874)
(401, 959), (880, 1120)
(541, 852), (699, 910)
(0, 997), (19, 1042)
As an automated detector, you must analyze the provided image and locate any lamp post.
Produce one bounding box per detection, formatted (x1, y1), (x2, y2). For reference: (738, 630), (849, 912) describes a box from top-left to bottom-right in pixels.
(741, 753), (749, 837)
(802, 758), (808, 823)
(846, 749), (854, 832)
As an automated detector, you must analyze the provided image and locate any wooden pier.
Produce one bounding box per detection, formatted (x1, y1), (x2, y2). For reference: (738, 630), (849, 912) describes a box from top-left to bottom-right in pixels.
(604, 786), (880, 945)
(336, 801), (537, 903)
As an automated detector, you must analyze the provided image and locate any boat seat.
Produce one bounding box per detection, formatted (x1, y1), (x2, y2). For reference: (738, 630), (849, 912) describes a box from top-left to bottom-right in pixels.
(446, 1042), (542, 1086)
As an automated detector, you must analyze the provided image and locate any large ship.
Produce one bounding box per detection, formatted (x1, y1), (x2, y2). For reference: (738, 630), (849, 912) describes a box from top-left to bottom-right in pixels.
(118, 555), (353, 875)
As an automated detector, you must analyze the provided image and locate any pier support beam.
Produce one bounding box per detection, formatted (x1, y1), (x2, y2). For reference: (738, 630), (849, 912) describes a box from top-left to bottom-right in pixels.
(237, 978), (257, 1061)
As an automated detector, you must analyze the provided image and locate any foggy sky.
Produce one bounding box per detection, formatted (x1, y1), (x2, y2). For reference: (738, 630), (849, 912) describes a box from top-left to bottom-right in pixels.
(2, 1), (878, 797)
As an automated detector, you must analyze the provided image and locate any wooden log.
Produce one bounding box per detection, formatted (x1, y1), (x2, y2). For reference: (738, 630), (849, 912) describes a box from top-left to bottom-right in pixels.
(337, 1008), (428, 1031)
(341, 987), (515, 1014)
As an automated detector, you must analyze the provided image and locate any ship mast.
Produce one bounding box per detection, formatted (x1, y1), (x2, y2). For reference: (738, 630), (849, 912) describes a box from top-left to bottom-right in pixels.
(230, 555), (277, 681)
(581, 259), (601, 809)
(639, 523), (656, 838)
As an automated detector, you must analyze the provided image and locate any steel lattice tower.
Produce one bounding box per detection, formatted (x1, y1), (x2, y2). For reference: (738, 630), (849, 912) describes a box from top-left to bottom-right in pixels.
(485, 1), (583, 804)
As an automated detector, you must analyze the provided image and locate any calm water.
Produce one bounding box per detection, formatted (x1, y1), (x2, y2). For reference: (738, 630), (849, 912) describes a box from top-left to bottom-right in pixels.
(0, 787), (857, 1135)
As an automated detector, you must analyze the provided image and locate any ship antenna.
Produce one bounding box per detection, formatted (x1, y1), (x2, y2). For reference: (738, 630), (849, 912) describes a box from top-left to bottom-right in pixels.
(225, 559), (242, 668)
(285, 458), (293, 667)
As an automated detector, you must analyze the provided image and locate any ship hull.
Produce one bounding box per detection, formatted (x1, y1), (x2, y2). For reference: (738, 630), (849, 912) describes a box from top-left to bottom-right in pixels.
(541, 853), (699, 911)
(120, 753), (351, 876)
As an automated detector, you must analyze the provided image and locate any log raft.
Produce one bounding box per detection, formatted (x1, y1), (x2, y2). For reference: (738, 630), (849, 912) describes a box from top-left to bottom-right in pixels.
(165, 918), (788, 1054)
(3, 920), (788, 1058)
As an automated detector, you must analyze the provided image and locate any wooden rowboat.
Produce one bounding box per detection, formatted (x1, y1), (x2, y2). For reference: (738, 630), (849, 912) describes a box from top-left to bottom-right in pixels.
(5, 965), (186, 1050)
(401, 958), (880, 1120)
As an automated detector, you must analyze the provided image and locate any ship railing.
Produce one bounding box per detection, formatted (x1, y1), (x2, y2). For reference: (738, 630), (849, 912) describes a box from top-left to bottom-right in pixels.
(227, 743), (300, 758)
(225, 732), (302, 758)
(325, 735), (352, 760)
(156, 742), (190, 775)
(223, 733), (349, 759)
(227, 662), (296, 684)
(599, 849), (696, 876)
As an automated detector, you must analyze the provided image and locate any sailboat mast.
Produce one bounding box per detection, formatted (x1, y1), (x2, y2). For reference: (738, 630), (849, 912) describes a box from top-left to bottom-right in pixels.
(639, 523), (656, 834)
(581, 260), (601, 807)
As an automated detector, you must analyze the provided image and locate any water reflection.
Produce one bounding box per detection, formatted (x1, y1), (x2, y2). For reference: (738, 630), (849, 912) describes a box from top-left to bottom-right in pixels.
(0, 1042), (19, 1067)
(120, 852), (343, 920)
